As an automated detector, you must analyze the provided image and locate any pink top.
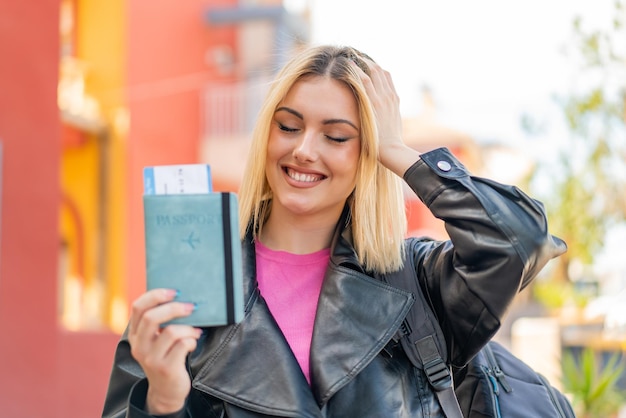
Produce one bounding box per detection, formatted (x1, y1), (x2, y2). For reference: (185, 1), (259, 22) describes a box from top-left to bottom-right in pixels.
(255, 240), (329, 384)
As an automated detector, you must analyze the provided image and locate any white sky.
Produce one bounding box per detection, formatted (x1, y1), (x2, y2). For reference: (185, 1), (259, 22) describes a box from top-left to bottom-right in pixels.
(306, 0), (616, 148)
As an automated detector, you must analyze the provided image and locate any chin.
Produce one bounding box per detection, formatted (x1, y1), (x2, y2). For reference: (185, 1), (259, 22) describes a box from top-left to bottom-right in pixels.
(274, 193), (319, 215)
(282, 201), (316, 216)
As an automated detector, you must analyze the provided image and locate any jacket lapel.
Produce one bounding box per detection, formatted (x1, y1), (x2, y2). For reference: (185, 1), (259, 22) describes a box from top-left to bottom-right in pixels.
(309, 208), (415, 405)
(191, 233), (322, 418)
(309, 263), (414, 405)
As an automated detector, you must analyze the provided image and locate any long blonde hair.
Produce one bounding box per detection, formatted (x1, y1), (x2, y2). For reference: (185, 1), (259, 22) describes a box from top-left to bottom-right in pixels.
(238, 45), (407, 273)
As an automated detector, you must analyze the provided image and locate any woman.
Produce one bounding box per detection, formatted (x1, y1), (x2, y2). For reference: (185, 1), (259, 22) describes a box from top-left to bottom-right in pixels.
(102, 45), (566, 417)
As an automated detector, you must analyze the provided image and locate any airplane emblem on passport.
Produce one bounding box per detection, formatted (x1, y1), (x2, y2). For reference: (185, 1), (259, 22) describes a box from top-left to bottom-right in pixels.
(182, 231), (200, 249)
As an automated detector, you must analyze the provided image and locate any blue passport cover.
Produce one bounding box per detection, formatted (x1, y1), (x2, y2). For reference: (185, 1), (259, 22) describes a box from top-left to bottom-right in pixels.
(143, 192), (244, 326)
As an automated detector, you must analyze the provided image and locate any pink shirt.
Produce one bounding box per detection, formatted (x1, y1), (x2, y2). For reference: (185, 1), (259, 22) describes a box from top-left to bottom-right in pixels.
(255, 240), (329, 384)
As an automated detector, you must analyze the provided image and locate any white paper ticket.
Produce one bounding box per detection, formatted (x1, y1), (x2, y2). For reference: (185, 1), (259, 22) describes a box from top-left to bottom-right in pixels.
(143, 164), (212, 195)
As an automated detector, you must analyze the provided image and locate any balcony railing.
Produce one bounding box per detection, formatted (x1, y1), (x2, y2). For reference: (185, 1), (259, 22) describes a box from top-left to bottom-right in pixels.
(202, 77), (272, 140)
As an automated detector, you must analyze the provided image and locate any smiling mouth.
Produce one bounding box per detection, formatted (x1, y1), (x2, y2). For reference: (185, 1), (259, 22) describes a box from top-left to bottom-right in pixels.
(285, 167), (325, 183)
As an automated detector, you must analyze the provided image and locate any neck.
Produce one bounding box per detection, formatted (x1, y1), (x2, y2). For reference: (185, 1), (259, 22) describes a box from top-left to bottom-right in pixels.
(260, 207), (340, 254)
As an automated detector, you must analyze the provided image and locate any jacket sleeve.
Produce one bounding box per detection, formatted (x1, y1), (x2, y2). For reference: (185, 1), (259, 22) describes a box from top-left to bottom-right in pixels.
(403, 147), (566, 368)
(101, 333), (187, 418)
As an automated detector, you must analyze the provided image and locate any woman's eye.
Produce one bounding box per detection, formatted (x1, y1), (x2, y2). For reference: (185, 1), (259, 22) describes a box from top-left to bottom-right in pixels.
(326, 135), (349, 143)
(278, 123), (298, 133)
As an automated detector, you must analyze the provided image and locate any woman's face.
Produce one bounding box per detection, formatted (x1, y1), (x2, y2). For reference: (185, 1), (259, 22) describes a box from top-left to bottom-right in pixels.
(266, 76), (361, 222)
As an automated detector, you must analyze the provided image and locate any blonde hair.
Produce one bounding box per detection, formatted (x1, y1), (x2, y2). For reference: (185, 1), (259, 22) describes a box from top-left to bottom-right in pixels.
(238, 45), (407, 273)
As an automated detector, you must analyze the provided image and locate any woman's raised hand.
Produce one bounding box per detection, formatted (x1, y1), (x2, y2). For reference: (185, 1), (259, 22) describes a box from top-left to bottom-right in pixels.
(128, 288), (202, 415)
(352, 58), (421, 176)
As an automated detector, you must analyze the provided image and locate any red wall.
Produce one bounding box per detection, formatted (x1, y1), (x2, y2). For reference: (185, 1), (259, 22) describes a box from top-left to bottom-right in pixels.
(0, 0), (62, 415)
(0, 1), (238, 415)
(126, 0), (237, 305)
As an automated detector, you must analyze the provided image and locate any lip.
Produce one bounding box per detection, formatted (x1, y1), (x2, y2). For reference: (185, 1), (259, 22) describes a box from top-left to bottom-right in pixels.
(282, 165), (327, 186)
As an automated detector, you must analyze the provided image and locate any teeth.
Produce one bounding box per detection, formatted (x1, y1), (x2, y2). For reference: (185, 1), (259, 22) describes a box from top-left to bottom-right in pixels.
(287, 168), (321, 182)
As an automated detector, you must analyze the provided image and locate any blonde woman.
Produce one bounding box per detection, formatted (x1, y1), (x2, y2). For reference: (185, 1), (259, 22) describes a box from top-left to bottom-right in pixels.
(102, 45), (565, 418)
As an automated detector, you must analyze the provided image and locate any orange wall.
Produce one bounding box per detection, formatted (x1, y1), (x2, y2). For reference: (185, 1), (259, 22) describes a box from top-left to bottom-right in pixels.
(73, 0), (129, 332)
(0, 0), (62, 415)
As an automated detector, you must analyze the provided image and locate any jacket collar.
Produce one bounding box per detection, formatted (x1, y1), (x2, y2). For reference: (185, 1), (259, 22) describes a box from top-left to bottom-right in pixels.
(192, 205), (414, 415)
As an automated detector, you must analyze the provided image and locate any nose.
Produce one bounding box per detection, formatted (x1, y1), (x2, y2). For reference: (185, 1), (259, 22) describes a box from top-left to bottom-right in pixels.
(292, 131), (318, 162)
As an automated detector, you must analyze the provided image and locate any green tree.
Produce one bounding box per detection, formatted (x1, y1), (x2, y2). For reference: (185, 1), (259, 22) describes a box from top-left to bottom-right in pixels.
(526, 0), (626, 287)
(561, 347), (625, 418)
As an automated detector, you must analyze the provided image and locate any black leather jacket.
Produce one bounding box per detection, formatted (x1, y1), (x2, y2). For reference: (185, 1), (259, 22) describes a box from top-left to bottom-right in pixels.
(102, 148), (566, 418)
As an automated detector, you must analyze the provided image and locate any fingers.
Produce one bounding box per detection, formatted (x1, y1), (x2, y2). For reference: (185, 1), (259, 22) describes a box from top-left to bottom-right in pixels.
(351, 58), (399, 109)
(128, 289), (198, 360)
(363, 59), (389, 86)
(142, 332), (201, 415)
(129, 288), (177, 336)
(350, 59), (375, 93)
(367, 61), (399, 106)
(135, 300), (195, 343)
(164, 334), (200, 364)
(352, 56), (391, 87)
(138, 325), (202, 369)
(349, 55), (413, 173)
(126, 289), (202, 414)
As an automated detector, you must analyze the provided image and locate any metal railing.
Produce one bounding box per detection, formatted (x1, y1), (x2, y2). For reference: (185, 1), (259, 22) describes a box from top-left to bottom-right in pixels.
(202, 77), (272, 139)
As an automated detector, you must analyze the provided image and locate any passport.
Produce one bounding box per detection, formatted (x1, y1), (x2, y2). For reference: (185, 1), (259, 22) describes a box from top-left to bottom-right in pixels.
(143, 165), (244, 327)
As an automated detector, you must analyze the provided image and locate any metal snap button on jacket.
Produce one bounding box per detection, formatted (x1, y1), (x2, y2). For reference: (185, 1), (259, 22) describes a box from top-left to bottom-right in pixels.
(437, 160), (452, 172)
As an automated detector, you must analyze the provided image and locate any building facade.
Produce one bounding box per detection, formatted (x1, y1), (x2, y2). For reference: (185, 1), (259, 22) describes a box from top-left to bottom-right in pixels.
(0, 1), (477, 416)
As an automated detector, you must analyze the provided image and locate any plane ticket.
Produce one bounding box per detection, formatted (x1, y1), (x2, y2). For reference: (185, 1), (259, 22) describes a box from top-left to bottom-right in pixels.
(143, 164), (212, 195)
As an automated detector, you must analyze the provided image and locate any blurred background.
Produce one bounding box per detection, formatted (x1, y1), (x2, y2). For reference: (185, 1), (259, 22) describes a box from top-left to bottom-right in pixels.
(0, 0), (624, 416)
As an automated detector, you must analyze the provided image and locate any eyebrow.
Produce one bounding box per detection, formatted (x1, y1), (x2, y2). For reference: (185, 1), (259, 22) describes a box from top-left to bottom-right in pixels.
(275, 106), (359, 131)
